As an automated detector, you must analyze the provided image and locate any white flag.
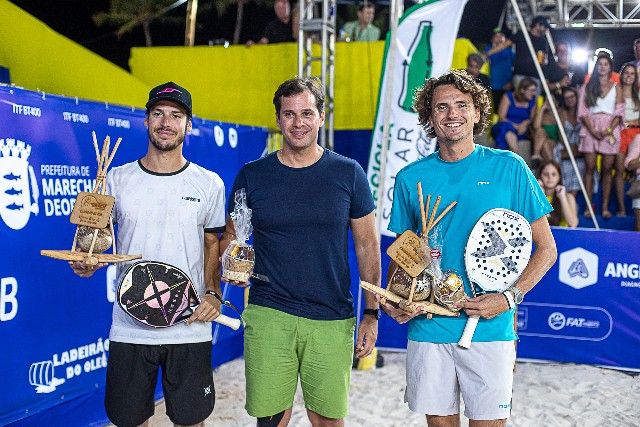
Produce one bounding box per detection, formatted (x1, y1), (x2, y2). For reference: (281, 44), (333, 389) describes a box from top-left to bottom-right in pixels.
(367, 0), (468, 237)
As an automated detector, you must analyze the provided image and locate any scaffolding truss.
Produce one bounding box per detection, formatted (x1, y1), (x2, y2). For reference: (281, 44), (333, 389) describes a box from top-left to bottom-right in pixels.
(298, 0), (337, 149)
(506, 0), (640, 29)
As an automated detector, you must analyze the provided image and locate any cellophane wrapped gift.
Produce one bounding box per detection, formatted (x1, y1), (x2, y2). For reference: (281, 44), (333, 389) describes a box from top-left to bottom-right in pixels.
(222, 189), (255, 282)
(428, 225), (466, 311)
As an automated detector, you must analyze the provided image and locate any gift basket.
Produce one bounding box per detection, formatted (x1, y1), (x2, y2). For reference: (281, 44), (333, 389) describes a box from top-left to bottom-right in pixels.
(221, 189), (255, 282)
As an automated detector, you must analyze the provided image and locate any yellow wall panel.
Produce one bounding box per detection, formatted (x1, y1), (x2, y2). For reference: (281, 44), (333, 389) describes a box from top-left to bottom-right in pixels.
(131, 42), (386, 130)
(0, 0), (149, 109)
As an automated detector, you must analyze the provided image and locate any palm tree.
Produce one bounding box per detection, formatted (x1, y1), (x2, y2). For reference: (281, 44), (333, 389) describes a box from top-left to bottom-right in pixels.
(93, 0), (183, 47)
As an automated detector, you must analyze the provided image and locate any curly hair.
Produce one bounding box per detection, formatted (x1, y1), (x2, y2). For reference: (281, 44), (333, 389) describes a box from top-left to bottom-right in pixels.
(413, 69), (491, 138)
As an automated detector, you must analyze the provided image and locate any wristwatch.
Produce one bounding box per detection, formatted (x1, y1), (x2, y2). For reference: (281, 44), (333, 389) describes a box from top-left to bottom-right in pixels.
(506, 286), (525, 304)
(363, 308), (380, 320)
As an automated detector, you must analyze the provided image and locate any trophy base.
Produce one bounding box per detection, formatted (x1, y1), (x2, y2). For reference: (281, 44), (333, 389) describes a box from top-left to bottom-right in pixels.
(40, 249), (142, 265)
(360, 280), (459, 317)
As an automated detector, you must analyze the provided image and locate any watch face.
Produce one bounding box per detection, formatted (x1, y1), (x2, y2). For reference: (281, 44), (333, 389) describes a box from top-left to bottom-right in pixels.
(512, 288), (524, 304)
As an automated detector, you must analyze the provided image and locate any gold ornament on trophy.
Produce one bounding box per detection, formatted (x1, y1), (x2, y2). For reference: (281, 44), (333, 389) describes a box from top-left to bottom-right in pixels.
(40, 131), (142, 265)
(360, 182), (462, 318)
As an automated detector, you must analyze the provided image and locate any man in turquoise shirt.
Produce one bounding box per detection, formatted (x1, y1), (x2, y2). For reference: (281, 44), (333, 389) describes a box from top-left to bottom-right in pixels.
(383, 70), (557, 426)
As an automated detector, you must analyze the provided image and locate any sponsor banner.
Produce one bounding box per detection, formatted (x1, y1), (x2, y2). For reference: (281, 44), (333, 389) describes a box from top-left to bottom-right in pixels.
(0, 86), (267, 425)
(374, 227), (640, 371)
(517, 227), (640, 370)
(366, 0), (468, 236)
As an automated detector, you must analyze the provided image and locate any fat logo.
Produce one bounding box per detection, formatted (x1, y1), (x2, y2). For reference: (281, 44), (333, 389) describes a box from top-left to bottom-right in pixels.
(0, 138), (39, 230)
(204, 385), (212, 396)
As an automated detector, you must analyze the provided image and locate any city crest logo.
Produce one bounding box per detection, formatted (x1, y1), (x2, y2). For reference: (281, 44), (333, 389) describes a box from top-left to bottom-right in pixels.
(0, 138), (39, 230)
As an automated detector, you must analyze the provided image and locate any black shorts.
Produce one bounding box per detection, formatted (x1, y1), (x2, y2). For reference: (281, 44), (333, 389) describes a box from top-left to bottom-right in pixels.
(105, 341), (215, 427)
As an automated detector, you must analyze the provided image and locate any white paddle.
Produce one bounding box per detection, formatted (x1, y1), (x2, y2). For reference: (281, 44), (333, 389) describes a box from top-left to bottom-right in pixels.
(458, 209), (532, 349)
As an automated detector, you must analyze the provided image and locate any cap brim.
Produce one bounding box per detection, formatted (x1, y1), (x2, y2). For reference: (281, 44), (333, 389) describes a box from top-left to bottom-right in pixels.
(146, 97), (192, 117)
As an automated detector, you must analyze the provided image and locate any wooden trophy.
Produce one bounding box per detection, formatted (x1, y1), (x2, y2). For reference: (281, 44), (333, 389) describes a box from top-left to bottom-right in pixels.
(360, 182), (459, 317)
(41, 132), (142, 266)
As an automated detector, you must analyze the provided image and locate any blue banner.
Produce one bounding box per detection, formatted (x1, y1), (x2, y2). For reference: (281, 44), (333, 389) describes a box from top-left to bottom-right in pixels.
(517, 227), (640, 370)
(371, 228), (640, 372)
(0, 86), (267, 425)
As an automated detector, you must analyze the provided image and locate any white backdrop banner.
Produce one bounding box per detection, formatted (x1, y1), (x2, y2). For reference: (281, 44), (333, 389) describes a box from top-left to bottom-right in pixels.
(367, 0), (469, 236)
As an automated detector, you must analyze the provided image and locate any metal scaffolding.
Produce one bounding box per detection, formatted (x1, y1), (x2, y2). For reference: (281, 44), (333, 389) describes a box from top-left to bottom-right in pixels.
(298, 0), (337, 150)
(505, 0), (640, 30)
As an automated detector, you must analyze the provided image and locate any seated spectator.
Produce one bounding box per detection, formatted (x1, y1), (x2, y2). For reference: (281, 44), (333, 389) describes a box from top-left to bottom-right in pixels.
(532, 97), (559, 167)
(246, 0), (294, 46)
(484, 30), (514, 110)
(466, 53), (491, 91)
(537, 160), (579, 228)
(341, 1), (381, 42)
(624, 135), (640, 230)
(491, 78), (538, 153)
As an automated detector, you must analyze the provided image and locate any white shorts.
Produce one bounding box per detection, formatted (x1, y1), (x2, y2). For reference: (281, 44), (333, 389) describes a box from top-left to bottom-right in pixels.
(405, 340), (516, 421)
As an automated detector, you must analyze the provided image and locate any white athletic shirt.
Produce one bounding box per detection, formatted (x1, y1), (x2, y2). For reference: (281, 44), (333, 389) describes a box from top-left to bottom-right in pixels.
(106, 160), (226, 345)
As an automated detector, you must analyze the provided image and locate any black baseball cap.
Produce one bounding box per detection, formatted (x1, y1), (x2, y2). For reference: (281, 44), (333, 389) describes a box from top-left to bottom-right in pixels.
(531, 16), (550, 29)
(146, 81), (192, 117)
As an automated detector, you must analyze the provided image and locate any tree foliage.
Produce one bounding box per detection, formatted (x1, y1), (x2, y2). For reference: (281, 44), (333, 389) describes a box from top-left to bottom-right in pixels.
(93, 0), (183, 47)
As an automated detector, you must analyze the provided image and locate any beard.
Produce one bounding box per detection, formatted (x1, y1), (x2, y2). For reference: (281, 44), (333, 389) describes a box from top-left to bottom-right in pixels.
(148, 125), (186, 152)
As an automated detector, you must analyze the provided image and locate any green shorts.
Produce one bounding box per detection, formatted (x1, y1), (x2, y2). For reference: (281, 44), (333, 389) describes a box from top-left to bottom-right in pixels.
(243, 304), (355, 419)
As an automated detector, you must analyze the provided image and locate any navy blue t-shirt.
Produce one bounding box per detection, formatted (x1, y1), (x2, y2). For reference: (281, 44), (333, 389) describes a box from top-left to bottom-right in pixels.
(229, 150), (375, 320)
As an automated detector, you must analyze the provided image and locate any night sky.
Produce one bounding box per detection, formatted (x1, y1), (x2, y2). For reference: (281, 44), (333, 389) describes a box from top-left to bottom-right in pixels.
(6, 0), (638, 72)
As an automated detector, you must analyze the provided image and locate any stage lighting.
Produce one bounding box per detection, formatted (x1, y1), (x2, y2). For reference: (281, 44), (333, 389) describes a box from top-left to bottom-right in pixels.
(571, 48), (588, 64)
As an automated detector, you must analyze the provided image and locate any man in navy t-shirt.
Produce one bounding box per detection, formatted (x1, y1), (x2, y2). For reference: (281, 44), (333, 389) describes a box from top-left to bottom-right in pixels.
(221, 77), (381, 426)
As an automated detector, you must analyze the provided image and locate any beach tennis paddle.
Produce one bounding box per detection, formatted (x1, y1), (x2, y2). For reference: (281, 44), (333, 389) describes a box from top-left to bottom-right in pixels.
(118, 260), (242, 330)
(458, 209), (532, 349)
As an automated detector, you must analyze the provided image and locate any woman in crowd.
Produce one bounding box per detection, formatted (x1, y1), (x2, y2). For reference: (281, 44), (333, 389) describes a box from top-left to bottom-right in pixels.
(577, 52), (625, 219)
(491, 78), (537, 153)
(624, 135), (640, 231)
(550, 87), (586, 198)
(619, 62), (640, 164)
(538, 160), (579, 228)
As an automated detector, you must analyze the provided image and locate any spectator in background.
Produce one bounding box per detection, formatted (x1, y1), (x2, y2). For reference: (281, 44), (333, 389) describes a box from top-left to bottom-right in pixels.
(547, 41), (586, 91)
(246, 0), (294, 46)
(491, 77), (538, 153)
(341, 1), (381, 42)
(532, 97), (559, 167)
(511, 15), (556, 98)
(553, 87), (586, 198)
(634, 38), (640, 73)
(537, 160), (579, 228)
(466, 53), (491, 91)
(578, 51), (625, 219)
(485, 30), (514, 110)
(291, 3), (300, 41)
(584, 48), (620, 85)
(620, 62), (640, 156)
(624, 135), (640, 230)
